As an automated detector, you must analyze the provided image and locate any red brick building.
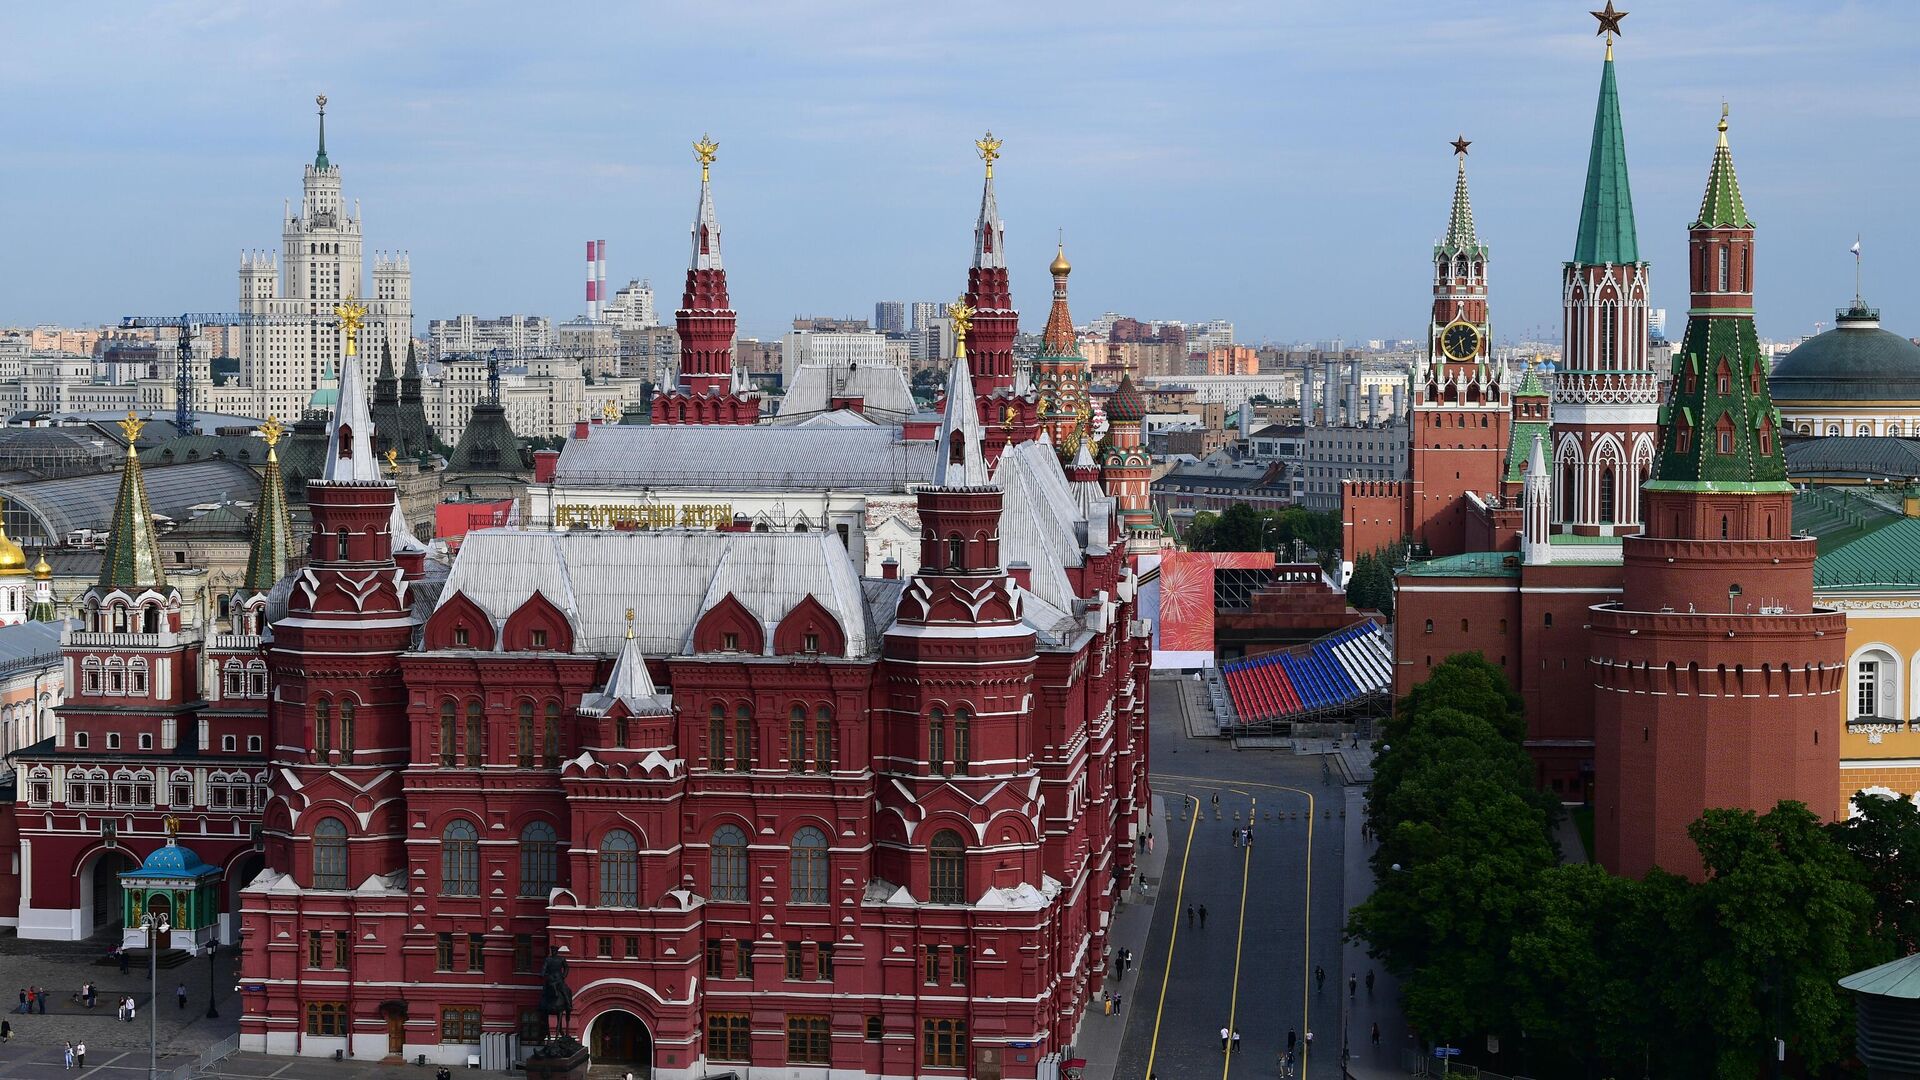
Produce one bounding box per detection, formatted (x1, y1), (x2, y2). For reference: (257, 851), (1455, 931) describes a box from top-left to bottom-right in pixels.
(235, 333), (1150, 1074)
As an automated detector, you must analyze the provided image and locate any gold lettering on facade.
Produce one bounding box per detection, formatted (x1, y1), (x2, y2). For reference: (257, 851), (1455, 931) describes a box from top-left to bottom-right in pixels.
(552, 503), (736, 529)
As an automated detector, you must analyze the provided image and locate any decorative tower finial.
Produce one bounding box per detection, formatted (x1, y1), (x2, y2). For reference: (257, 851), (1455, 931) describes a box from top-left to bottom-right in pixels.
(975, 131), (1002, 179)
(1718, 101), (1729, 146)
(100, 412), (167, 590)
(947, 300), (974, 360)
(1592, 1), (1626, 57)
(118, 410), (145, 447)
(693, 133), (718, 183)
(260, 414), (284, 449)
(333, 297), (368, 357)
(1451, 134), (1471, 158)
(315, 93), (330, 169)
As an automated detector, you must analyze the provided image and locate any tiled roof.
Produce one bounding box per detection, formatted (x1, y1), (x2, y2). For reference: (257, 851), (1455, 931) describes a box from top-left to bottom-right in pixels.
(1506, 421), (1551, 482)
(1572, 54), (1640, 266)
(1398, 551), (1520, 579)
(1784, 436), (1920, 481)
(552, 425), (935, 493)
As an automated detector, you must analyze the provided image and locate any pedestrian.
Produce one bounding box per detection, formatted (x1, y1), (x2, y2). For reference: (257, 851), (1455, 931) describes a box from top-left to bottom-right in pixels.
(1245, 824), (1254, 847)
(177, 981), (188, 1009)
(1370, 1022), (1380, 1049)
(1220, 1025), (1230, 1053)
(116, 997), (128, 1022)
(118, 950), (129, 975)
(1314, 965), (1325, 996)
(37, 985), (46, 1014)
(1365, 969), (1375, 996)
(1, 1019), (10, 1042)
(1231, 826), (1241, 848)
(1349, 973), (1357, 1000)
(126, 997), (136, 1024)
(1112, 992), (1123, 1012)
(1287, 1029), (1297, 1054)
(64, 1041), (74, 1070)
(1305, 1030), (1314, 1051)
(1231, 1028), (1241, 1054)
(1186, 904), (1195, 929)
(1211, 792), (1220, 811)
(13, 988), (24, 1015)
(75, 1041), (85, 1068)
(1198, 904), (1207, 929)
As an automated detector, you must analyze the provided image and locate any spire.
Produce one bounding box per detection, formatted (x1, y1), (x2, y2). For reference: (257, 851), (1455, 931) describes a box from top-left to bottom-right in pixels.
(99, 412), (167, 590)
(608, 622), (657, 700)
(933, 305), (990, 489)
(1571, 45), (1640, 265)
(401, 339), (423, 390)
(242, 416), (294, 593)
(1523, 433), (1553, 565)
(1442, 139), (1480, 252)
(374, 338), (398, 400)
(973, 131), (1006, 270)
(1692, 103), (1753, 230)
(322, 353), (382, 482)
(314, 93), (330, 170)
(1042, 242), (1076, 355)
(690, 134), (722, 272)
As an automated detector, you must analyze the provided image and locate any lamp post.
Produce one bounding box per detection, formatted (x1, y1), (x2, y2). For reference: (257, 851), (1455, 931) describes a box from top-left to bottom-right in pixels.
(204, 943), (219, 1019)
(139, 911), (172, 1080)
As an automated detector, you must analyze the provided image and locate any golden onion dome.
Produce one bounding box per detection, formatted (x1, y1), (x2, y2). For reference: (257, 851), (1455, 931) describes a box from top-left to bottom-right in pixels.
(31, 553), (51, 580)
(0, 528), (26, 575)
(1050, 244), (1072, 276)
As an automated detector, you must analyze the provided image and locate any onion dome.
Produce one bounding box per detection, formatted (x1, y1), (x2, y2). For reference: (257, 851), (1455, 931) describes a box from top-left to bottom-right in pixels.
(1050, 244), (1071, 277)
(31, 553), (51, 580)
(0, 504), (26, 576)
(1108, 374), (1146, 424)
(1768, 301), (1920, 404)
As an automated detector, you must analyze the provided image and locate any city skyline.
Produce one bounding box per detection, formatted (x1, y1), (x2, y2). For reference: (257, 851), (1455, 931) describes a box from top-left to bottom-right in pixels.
(1, 2), (1914, 344)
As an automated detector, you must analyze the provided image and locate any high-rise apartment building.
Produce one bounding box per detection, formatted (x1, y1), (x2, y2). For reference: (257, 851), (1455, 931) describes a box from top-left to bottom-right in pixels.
(235, 96), (412, 421)
(910, 301), (942, 332)
(426, 315), (552, 362)
(873, 300), (907, 334)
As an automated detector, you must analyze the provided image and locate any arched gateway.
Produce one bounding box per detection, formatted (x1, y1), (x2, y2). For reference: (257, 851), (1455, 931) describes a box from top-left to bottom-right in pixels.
(588, 1010), (652, 1079)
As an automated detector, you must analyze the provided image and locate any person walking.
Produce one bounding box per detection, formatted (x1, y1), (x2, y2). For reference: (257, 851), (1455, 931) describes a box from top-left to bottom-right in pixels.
(125, 997), (136, 1024)
(63, 1042), (74, 1070)
(1186, 904), (1195, 929)
(1365, 969), (1375, 996)
(1211, 792), (1220, 812)
(118, 950), (129, 976)
(1370, 1022), (1380, 1049)
(75, 1041), (85, 1069)
(1, 1019), (10, 1043)
(14, 988), (24, 1015)
(1231, 1028), (1242, 1054)
(1219, 1025), (1230, 1053)
(36, 985), (46, 1014)
(1287, 1029), (1297, 1055)
(1198, 904), (1207, 929)
(177, 981), (188, 1009)
(1314, 965), (1325, 996)
(1231, 826), (1241, 848)
(1349, 973), (1357, 1000)
(1245, 824), (1255, 847)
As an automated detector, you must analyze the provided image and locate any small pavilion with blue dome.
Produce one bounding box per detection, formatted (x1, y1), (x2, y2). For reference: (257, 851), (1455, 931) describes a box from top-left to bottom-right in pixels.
(117, 817), (222, 953)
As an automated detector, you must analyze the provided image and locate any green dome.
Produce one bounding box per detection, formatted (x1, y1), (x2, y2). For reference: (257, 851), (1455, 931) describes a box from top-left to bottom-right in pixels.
(1770, 303), (1920, 404)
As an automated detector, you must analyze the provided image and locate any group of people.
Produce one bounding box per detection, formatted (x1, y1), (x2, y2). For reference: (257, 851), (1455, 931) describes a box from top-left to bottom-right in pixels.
(12, 987), (47, 1014)
(114, 996), (138, 1023)
(1231, 823), (1256, 848)
(59, 1041), (86, 1069)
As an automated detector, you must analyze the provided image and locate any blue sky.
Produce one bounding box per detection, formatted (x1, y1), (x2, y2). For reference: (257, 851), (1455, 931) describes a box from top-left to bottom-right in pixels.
(1, 1), (1914, 345)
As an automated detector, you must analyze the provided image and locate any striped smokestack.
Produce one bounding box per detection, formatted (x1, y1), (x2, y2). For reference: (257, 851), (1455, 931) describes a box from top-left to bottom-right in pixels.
(596, 240), (608, 323)
(585, 241), (598, 320)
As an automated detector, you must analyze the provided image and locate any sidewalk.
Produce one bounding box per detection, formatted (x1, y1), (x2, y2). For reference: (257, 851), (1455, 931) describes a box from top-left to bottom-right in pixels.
(1340, 782), (1419, 1079)
(1072, 793), (1172, 1080)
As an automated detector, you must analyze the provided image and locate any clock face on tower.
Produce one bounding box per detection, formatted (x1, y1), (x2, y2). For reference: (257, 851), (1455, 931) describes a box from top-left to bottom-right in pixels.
(1441, 321), (1481, 362)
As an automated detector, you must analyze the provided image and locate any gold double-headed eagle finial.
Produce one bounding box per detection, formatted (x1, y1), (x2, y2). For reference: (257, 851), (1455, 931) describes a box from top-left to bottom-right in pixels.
(694, 134), (719, 182)
(385, 447), (400, 477)
(164, 814), (181, 839)
(602, 400), (619, 422)
(259, 414), (285, 449)
(975, 131), (1002, 179)
(118, 410), (145, 445)
(947, 300), (974, 360)
(333, 296), (369, 357)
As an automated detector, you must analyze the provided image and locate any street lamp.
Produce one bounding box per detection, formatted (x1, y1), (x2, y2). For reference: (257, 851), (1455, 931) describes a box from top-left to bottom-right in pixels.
(139, 911), (172, 1080)
(204, 943), (219, 1019)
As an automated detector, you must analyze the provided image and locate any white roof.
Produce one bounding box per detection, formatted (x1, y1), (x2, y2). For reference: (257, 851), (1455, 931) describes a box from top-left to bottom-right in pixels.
(438, 528), (878, 657)
(552, 424), (937, 493)
(776, 363), (917, 425)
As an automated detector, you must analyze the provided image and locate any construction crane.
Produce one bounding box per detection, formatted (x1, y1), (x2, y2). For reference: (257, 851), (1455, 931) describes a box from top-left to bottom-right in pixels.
(117, 312), (305, 432)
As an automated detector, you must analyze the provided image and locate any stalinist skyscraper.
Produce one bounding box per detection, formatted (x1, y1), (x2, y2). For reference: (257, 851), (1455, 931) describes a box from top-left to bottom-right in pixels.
(236, 95), (412, 420)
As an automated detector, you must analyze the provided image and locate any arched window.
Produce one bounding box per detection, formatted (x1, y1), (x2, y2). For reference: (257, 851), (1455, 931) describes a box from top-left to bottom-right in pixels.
(338, 698), (355, 758)
(314, 697), (332, 763)
(314, 818), (349, 890)
(1854, 649), (1899, 720)
(815, 706), (833, 774)
(947, 534), (965, 570)
(948, 431), (966, 467)
(788, 704), (807, 772)
(733, 705), (753, 772)
(598, 829), (638, 907)
(247, 660), (268, 698)
(335, 528), (350, 561)
(520, 821), (559, 897)
(790, 826), (828, 904)
(710, 824), (748, 902)
(708, 703), (726, 770)
(953, 706), (972, 775)
(543, 701), (561, 767)
(517, 701), (534, 767)
(439, 699), (458, 766)
(930, 707), (947, 773)
(1716, 360), (1732, 395)
(929, 830), (966, 904)
(465, 700), (484, 767)
(1598, 466), (1616, 524)
(127, 657), (148, 695)
(83, 658), (102, 694)
(1717, 246), (1729, 291)
(336, 426), (353, 457)
(106, 658), (124, 695)
(441, 819), (479, 895)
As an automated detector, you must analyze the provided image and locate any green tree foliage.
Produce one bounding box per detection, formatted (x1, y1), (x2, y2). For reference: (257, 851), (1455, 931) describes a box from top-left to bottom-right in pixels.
(1346, 551), (1394, 619)
(1179, 502), (1343, 569)
(1831, 791), (1920, 955)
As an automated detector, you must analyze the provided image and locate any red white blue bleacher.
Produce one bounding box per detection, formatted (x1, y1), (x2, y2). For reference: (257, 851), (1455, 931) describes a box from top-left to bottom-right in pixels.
(1219, 619), (1392, 725)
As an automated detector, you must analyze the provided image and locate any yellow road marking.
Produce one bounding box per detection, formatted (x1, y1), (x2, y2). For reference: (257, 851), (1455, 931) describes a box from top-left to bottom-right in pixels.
(1142, 792), (1199, 1080)
(1220, 818), (1252, 1080)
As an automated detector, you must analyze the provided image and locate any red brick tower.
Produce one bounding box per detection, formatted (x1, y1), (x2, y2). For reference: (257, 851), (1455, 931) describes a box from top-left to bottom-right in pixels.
(964, 132), (1017, 399)
(1101, 373), (1158, 553)
(1589, 110), (1844, 881)
(1033, 244), (1091, 449)
(1551, 29), (1659, 535)
(653, 134), (759, 425)
(1406, 138), (1509, 556)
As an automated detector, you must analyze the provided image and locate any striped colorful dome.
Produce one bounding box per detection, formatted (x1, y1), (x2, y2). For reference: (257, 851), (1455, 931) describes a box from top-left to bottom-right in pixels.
(1107, 374), (1145, 423)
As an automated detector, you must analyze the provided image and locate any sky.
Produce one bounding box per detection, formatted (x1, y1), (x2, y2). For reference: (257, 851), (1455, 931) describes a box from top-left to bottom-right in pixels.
(1, 1), (1916, 346)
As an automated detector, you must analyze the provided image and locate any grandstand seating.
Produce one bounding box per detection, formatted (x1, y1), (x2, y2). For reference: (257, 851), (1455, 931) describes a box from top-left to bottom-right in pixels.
(1219, 620), (1393, 725)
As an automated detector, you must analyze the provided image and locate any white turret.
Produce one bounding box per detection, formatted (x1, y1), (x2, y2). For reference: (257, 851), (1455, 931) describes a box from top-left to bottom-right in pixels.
(933, 352), (991, 489)
(1523, 433), (1553, 565)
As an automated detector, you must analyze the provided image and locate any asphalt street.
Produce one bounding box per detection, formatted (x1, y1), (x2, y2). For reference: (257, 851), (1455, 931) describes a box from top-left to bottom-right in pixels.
(1113, 679), (1351, 1080)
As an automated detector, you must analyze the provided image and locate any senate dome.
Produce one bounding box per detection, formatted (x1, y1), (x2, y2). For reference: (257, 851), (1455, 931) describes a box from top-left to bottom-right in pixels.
(1770, 300), (1920, 436)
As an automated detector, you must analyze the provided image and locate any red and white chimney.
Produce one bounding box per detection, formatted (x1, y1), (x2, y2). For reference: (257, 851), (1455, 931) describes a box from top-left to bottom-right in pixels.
(596, 240), (608, 321)
(584, 241), (599, 321)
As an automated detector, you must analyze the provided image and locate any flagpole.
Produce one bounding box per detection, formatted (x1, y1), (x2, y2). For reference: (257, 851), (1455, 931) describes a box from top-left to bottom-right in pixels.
(1854, 235), (1863, 307)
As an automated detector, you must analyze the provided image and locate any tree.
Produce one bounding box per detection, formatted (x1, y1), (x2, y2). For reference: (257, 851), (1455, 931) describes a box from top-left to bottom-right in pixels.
(1830, 790), (1920, 955)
